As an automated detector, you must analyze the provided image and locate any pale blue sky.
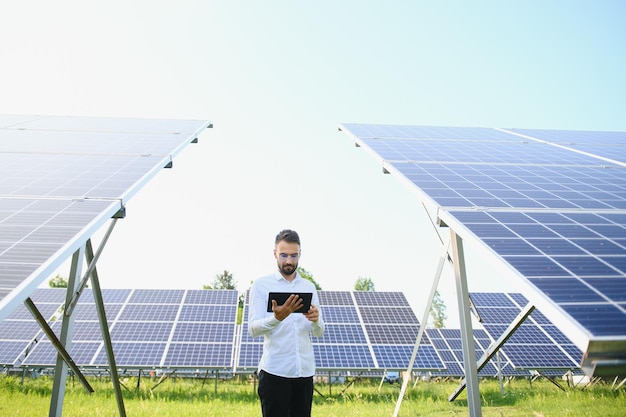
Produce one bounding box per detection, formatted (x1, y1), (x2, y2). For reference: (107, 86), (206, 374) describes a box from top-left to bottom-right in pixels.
(1, 1), (625, 326)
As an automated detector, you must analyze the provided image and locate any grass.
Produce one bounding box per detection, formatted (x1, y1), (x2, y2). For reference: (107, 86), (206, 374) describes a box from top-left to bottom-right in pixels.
(1, 374), (624, 416)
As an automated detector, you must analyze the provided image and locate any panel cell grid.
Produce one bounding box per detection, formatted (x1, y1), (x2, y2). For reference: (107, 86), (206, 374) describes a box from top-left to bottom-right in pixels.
(473, 292), (582, 369)
(365, 324), (421, 344)
(128, 289), (185, 304)
(322, 306), (360, 324)
(94, 342), (166, 367)
(22, 341), (102, 366)
(184, 289), (239, 305)
(373, 345), (442, 370)
(172, 322), (236, 343)
(117, 304), (179, 322)
(164, 343), (233, 367)
(318, 291), (354, 306)
(0, 113), (207, 315)
(352, 291), (410, 306)
(359, 306), (418, 324)
(178, 305), (237, 323)
(314, 344), (375, 369)
(111, 321), (173, 342)
(316, 324), (367, 344)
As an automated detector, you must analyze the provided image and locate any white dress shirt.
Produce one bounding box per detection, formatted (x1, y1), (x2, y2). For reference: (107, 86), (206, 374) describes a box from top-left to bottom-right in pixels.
(248, 270), (325, 378)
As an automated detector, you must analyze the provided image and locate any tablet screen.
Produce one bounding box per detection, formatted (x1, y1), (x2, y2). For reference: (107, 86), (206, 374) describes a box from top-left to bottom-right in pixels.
(267, 292), (312, 313)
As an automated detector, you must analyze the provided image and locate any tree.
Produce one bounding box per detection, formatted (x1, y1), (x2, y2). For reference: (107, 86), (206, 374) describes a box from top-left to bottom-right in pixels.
(49, 274), (68, 288)
(429, 290), (447, 328)
(354, 276), (375, 291)
(204, 270), (237, 290)
(297, 266), (322, 290)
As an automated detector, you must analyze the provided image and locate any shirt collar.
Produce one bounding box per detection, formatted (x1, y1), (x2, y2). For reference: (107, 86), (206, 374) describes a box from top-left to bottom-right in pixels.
(273, 269), (300, 283)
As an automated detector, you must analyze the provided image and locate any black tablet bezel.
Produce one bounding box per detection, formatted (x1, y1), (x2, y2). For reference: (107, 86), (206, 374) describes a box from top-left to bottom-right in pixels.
(267, 292), (312, 313)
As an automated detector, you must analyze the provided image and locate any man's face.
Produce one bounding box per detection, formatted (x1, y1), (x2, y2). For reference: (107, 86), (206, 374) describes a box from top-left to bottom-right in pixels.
(274, 240), (300, 276)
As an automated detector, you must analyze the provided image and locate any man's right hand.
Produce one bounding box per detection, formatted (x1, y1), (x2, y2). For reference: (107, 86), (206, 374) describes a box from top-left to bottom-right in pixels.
(272, 294), (304, 321)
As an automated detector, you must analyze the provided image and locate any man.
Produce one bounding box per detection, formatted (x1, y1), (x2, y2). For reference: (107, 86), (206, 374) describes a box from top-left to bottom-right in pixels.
(248, 229), (325, 417)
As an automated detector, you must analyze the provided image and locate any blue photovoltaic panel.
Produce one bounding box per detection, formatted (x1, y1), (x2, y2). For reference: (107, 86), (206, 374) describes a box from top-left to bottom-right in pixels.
(128, 289), (185, 304)
(5, 303), (60, 321)
(0, 153), (179, 199)
(359, 306), (419, 324)
(322, 306), (360, 323)
(237, 343), (264, 368)
(110, 322), (174, 342)
(0, 198), (122, 319)
(0, 341), (32, 365)
(314, 345), (376, 369)
(426, 328), (523, 377)
(353, 291), (410, 306)
(12, 289), (237, 369)
(0, 320), (41, 342)
(178, 305), (238, 323)
(69, 321), (108, 342)
(77, 289), (131, 304)
(318, 290), (354, 306)
(365, 324), (420, 344)
(317, 324), (368, 344)
(372, 345), (442, 371)
(340, 123), (626, 377)
(184, 289), (239, 305)
(23, 342), (102, 367)
(164, 343), (234, 367)
(509, 128), (626, 165)
(388, 162), (626, 210)
(71, 303), (123, 321)
(172, 322), (236, 343)
(454, 211), (626, 338)
(94, 342), (167, 367)
(118, 304), (180, 322)
(471, 292), (582, 370)
(0, 115), (210, 324)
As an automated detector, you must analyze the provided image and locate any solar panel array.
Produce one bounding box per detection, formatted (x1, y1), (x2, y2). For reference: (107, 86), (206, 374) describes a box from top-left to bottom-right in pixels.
(2, 289), (239, 369)
(470, 292), (582, 370)
(2, 288), (589, 377)
(0, 115), (211, 323)
(425, 292), (582, 378)
(239, 290), (444, 371)
(426, 328), (523, 378)
(339, 123), (626, 377)
(0, 288), (66, 366)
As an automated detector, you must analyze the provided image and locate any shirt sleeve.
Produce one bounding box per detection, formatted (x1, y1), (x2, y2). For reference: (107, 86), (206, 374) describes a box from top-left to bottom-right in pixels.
(310, 290), (325, 338)
(248, 280), (281, 337)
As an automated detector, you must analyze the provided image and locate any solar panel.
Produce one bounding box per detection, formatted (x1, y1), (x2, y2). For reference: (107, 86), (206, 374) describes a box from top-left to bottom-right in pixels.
(426, 328), (526, 378)
(470, 292), (582, 371)
(339, 123), (626, 377)
(17, 289), (238, 369)
(0, 115), (211, 324)
(454, 211), (626, 338)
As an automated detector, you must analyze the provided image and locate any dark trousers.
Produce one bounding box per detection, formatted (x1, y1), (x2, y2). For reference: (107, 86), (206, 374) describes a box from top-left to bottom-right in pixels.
(257, 370), (313, 417)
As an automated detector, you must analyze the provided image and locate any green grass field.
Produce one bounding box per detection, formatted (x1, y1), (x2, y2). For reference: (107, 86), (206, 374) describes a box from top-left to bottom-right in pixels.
(1, 374), (624, 416)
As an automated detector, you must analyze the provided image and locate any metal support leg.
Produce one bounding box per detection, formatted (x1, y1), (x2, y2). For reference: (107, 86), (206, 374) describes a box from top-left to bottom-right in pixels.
(24, 298), (93, 393)
(450, 230), (482, 417)
(85, 239), (126, 417)
(49, 247), (84, 417)
(393, 239), (450, 417)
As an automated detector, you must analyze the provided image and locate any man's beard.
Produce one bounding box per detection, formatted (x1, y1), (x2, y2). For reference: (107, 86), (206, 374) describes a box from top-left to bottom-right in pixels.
(279, 262), (297, 276)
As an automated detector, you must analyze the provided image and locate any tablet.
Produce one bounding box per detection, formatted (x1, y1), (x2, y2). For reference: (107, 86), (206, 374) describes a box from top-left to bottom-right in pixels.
(267, 292), (312, 313)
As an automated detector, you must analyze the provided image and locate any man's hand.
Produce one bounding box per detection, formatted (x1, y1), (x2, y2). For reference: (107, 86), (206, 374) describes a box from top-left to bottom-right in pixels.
(304, 303), (320, 323)
(272, 294), (304, 321)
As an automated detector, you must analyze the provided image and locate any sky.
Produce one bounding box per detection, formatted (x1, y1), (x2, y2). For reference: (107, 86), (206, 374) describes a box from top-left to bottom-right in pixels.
(1, 1), (625, 328)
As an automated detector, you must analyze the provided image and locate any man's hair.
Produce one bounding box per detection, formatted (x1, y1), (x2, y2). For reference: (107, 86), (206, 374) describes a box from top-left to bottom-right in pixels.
(275, 229), (300, 246)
